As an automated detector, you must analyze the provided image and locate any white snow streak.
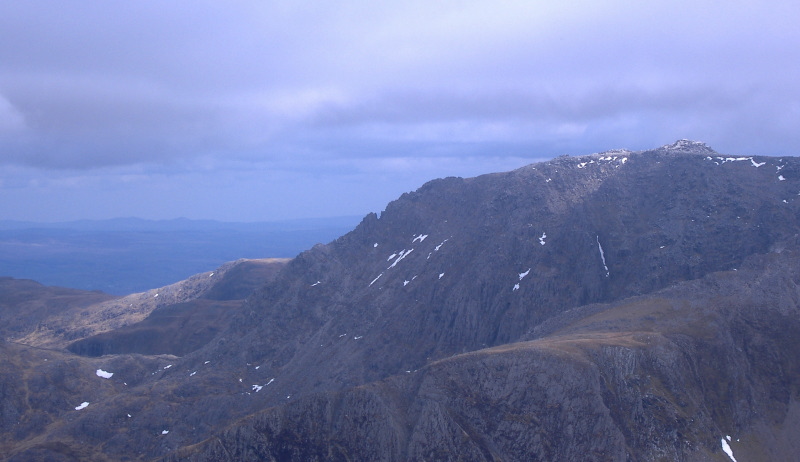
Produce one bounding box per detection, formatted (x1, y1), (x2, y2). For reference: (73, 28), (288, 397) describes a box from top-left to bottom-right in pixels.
(369, 273), (383, 287)
(252, 384), (263, 392)
(439, 273), (445, 279)
(162, 430), (169, 435)
(435, 240), (448, 251)
(75, 402), (89, 410)
(720, 438), (737, 462)
(412, 234), (428, 243)
(96, 369), (113, 379)
(388, 249), (413, 268)
(751, 159), (765, 167)
(597, 236), (610, 277)
(779, 175), (786, 181)
(539, 232), (547, 245)
(513, 283), (520, 291)
(518, 269), (531, 280)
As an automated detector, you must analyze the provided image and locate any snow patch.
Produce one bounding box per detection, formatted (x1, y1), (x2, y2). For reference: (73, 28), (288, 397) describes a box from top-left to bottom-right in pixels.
(96, 369), (113, 379)
(162, 430), (169, 435)
(373, 243), (378, 248)
(412, 234), (428, 243)
(513, 283), (520, 291)
(751, 159), (765, 167)
(75, 402), (89, 410)
(388, 249), (413, 268)
(597, 236), (610, 277)
(721, 438), (737, 462)
(518, 269), (531, 280)
(189, 371), (197, 376)
(435, 239), (448, 251)
(369, 273), (383, 287)
(163, 364), (172, 370)
(439, 273), (445, 279)
(539, 232), (547, 246)
(252, 384), (263, 392)
(311, 281), (321, 287)
(354, 336), (363, 340)
(779, 175), (786, 181)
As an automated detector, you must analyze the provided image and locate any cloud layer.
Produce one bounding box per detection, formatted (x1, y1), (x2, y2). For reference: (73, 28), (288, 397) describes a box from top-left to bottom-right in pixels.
(1, 1), (798, 220)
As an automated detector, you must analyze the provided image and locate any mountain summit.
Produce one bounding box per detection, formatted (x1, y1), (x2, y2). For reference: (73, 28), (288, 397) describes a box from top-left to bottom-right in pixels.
(3, 141), (800, 461)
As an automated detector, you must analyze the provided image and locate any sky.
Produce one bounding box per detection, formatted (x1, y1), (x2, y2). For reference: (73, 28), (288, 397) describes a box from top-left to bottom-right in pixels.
(1, 1), (799, 222)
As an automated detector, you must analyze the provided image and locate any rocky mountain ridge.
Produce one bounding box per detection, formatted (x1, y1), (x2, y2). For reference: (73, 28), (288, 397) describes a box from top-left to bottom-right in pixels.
(2, 140), (800, 461)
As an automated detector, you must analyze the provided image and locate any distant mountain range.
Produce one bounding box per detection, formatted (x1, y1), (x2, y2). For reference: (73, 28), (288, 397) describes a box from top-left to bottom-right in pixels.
(0, 216), (360, 294)
(2, 140), (799, 461)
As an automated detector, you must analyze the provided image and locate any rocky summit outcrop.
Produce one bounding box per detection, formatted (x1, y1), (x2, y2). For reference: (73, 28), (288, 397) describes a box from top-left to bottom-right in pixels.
(2, 140), (800, 461)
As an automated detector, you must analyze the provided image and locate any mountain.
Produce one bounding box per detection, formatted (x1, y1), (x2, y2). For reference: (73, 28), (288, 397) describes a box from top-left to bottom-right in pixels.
(2, 140), (800, 461)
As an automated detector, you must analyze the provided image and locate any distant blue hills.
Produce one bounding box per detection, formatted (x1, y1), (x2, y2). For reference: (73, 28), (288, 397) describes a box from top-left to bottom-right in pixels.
(0, 216), (362, 295)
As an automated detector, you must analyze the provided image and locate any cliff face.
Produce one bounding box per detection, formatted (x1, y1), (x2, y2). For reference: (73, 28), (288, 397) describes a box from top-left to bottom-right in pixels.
(201, 141), (799, 402)
(4, 141), (800, 461)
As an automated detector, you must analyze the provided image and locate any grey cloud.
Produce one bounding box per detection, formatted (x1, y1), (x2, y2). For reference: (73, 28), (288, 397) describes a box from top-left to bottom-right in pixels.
(0, 1), (799, 221)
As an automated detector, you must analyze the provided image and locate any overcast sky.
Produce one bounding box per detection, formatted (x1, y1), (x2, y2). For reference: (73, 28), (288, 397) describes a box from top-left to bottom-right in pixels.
(1, 1), (798, 222)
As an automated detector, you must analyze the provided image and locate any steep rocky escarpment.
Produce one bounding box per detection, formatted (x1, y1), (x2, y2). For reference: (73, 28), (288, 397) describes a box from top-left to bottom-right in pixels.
(202, 141), (800, 404)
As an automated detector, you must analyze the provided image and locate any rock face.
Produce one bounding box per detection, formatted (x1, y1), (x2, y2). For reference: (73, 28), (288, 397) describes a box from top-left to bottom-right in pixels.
(3, 140), (800, 461)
